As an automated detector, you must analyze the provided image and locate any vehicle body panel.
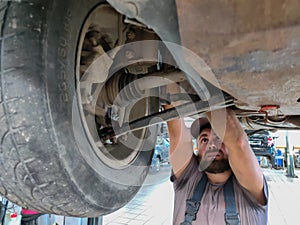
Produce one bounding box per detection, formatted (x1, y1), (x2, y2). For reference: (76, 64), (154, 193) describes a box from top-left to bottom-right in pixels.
(175, 0), (300, 115)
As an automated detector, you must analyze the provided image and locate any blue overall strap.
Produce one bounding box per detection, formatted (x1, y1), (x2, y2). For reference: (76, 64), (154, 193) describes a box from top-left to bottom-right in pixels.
(180, 173), (208, 225)
(223, 176), (240, 225)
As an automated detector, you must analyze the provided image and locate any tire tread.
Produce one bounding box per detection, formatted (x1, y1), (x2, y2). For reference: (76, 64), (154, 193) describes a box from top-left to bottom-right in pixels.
(0, 2), (90, 215)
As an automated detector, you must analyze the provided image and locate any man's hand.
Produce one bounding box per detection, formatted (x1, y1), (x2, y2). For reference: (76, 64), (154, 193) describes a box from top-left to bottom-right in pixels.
(206, 109), (247, 151)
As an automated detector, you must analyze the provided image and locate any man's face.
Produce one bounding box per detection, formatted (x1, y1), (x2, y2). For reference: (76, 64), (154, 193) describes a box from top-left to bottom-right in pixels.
(196, 127), (230, 173)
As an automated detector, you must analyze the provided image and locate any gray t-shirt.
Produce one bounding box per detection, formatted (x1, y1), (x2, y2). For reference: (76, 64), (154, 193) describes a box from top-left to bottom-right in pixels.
(171, 155), (268, 225)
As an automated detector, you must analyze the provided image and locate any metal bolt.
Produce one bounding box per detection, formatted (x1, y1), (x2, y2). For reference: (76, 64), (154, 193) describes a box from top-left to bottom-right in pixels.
(89, 37), (98, 46)
(88, 95), (94, 101)
(125, 50), (135, 59)
(126, 30), (136, 40)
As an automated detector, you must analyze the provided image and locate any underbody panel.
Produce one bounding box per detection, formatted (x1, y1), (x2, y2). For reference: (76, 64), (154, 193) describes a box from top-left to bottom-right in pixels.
(176, 0), (300, 115)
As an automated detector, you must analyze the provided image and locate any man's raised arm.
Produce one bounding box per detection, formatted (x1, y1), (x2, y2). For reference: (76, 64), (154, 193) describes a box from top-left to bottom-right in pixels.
(207, 109), (266, 205)
(163, 83), (193, 178)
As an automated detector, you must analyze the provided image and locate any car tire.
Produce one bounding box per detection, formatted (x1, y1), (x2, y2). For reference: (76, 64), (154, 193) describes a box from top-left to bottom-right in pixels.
(0, 0), (158, 217)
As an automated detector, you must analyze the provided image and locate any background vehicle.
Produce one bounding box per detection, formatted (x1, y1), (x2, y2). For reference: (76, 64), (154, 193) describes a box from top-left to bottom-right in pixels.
(0, 0), (300, 217)
(150, 136), (170, 173)
(247, 130), (275, 158)
(295, 151), (300, 168)
(247, 130), (276, 168)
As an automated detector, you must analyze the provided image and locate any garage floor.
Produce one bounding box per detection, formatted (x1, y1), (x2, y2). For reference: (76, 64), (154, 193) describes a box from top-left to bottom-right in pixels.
(103, 165), (300, 225)
(265, 168), (300, 225)
(103, 165), (173, 225)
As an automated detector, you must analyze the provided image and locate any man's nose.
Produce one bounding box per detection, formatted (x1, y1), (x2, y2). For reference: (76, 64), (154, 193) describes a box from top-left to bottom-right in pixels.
(207, 141), (217, 150)
(207, 137), (222, 150)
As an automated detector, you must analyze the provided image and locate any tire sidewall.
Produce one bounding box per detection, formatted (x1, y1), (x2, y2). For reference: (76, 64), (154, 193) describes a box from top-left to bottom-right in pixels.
(44, 0), (154, 210)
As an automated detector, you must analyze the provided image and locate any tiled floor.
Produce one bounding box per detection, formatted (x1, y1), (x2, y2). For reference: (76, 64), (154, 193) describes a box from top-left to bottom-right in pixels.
(103, 165), (173, 225)
(103, 166), (300, 225)
(265, 168), (300, 225)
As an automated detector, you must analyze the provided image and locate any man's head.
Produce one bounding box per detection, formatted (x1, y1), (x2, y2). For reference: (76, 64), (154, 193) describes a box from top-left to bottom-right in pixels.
(191, 118), (231, 174)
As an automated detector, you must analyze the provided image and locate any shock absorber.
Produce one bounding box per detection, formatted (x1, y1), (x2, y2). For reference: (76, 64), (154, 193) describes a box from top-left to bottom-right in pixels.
(103, 71), (144, 107)
(101, 70), (186, 107)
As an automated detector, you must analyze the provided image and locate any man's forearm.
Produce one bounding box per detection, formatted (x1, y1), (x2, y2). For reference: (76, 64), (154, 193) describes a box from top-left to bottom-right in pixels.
(207, 109), (265, 204)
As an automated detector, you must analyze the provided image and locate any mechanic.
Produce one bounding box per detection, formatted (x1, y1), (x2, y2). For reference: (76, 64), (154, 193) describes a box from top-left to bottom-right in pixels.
(164, 102), (269, 224)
